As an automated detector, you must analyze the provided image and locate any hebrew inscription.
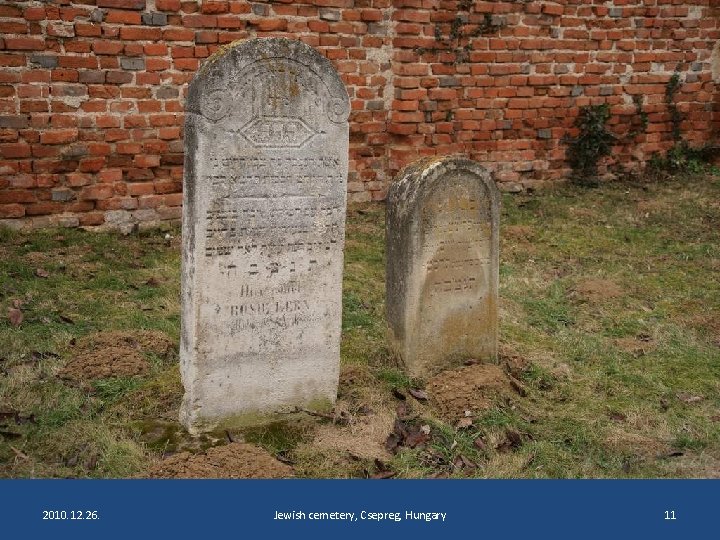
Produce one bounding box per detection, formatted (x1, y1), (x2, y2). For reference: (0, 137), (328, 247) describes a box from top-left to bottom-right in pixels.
(180, 38), (349, 432)
(386, 157), (500, 378)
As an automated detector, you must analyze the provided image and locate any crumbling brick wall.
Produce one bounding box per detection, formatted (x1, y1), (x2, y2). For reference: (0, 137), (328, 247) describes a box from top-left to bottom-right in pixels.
(0, 0), (718, 229)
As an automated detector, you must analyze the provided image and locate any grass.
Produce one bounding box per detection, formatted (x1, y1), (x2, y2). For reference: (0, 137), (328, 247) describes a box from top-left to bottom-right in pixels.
(1, 171), (719, 478)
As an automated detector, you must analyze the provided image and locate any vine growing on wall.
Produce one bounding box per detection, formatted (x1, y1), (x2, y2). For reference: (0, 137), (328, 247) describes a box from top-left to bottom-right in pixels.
(629, 95), (648, 137)
(565, 104), (616, 186)
(416, 1), (506, 64)
(665, 71), (683, 142)
(651, 70), (713, 173)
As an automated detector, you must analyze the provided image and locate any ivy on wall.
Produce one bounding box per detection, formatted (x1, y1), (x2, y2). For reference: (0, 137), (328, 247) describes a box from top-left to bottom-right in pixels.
(565, 104), (616, 186)
(416, 1), (506, 64)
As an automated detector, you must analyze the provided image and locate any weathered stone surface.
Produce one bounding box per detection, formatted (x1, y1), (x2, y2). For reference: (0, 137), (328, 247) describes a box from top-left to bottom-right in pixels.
(181, 38), (350, 432)
(386, 156), (499, 378)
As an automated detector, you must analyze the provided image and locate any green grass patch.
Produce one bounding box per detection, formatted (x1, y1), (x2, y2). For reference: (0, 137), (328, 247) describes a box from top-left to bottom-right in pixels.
(1, 172), (719, 478)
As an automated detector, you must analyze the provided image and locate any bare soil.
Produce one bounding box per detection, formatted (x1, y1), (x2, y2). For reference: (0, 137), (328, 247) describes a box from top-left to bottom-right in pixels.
(573, 278), (624, 302)
(504, 225), (536, 242)
(85, 330), (176, 359)
(499, 343), (530, 378)
(59, 346), (148, 382)
(427, 363), (518, 423)
(145, 442), (294, 478)
(58, 330), (175, 382)
(614, 337), (656, 357)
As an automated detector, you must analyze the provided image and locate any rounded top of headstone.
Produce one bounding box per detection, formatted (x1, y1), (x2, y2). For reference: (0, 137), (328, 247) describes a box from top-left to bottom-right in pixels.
(186, 37), (349, 122)
(388, 155), (499, 213)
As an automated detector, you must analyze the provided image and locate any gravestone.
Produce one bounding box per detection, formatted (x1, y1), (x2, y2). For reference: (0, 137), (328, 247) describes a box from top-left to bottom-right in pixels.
(180, 38), (350, 432)
(386, 156), (499, 378)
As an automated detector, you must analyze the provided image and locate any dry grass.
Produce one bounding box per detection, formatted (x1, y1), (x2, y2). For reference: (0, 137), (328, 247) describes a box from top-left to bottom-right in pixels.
(1, 171), (719, 478)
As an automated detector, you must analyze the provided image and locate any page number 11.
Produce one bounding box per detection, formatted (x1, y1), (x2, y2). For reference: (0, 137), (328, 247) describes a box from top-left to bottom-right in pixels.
(664, 511), (677, 520)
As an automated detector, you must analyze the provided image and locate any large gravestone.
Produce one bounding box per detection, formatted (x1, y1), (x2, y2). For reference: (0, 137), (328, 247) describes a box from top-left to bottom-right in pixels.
(180, 38), (350, 432)
(386, 156), (499, 378)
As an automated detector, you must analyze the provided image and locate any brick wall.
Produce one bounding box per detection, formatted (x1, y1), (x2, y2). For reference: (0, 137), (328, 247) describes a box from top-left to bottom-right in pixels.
(0, 0), (718, 229)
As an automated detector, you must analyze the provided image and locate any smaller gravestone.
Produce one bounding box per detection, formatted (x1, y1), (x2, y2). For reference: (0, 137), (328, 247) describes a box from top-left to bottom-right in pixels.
(386, 156), (499, 378)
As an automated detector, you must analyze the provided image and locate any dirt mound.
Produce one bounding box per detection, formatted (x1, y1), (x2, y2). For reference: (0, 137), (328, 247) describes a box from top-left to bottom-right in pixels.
(614, 336), (655, 357)
(573, 278), (623, 302)
(427, 364), (517, 423)
(504, 225), (535, 242)
(568, 207), (600, 220)
(23, 251), (49, 265)
(145, 442), (294, 478)
(58, 330), (175, 382)
(636, 199), (669, 216)
(59, 347), (149, 381)
(686, 314), (720, 349)
(78, 330), (176, 359)
(499, 344), (530, 379)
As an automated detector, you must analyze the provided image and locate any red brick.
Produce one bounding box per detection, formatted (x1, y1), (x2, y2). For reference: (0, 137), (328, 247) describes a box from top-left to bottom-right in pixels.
(119, 27), (162, 40)
(393, 100), (419, 111)
(144, 44), (168, 56)
(542, 4), (564, 16)
(93, 41), (124, 56)
(9, 175), (35, 188)
(255, 19), (287, 32)
(229, 2), (251, 14)
(0, 0), (710, 213)
(74, 23), (102, 37)
(97, 0), (146, 9)
(79, 212), (105, 226)
(67, 173), (92, 187)
(137, 100), (162, 112)
(58, 56), (98, 69)
(201, 2), (228, 14)
(360, 9), (383, 22)
(40, 129), (78, 145)
(79, 157), (106, 173)
(98, 169), (123, 182)
(0, 143), (31, 158)
(183, 14), (217, 27)
(217, 15), (244, 29)
(156, 0), (181, 10)
(26, 202), (63, 216)
(428, 88), (457, 100)
(134, 155), (160, 168)
(0, 190), (36, 204)
(388, 123), (417, 135)
(394, 10), (430, 23)
(127, 182), (154, 196)
(0, 204), (25, 218)
(0, 54), (26, 67)
(5, 38), (45, 51)
(162, 193), (183, 206)
(105, 10), (142, 24)
(195, 31), (218, 44)
(158, 127), (181, 139)
(24, 7), (47, 21)
(87, 142), (112, 156)
(106, 71), (133, 84)
(117, 142), (142, 154)
(153, 180), (180, 194)
(163, 28), (195, 41)
(137, 194), (163, 208)
(0, 22), (29, 34)
(80, 184), (114, 200)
